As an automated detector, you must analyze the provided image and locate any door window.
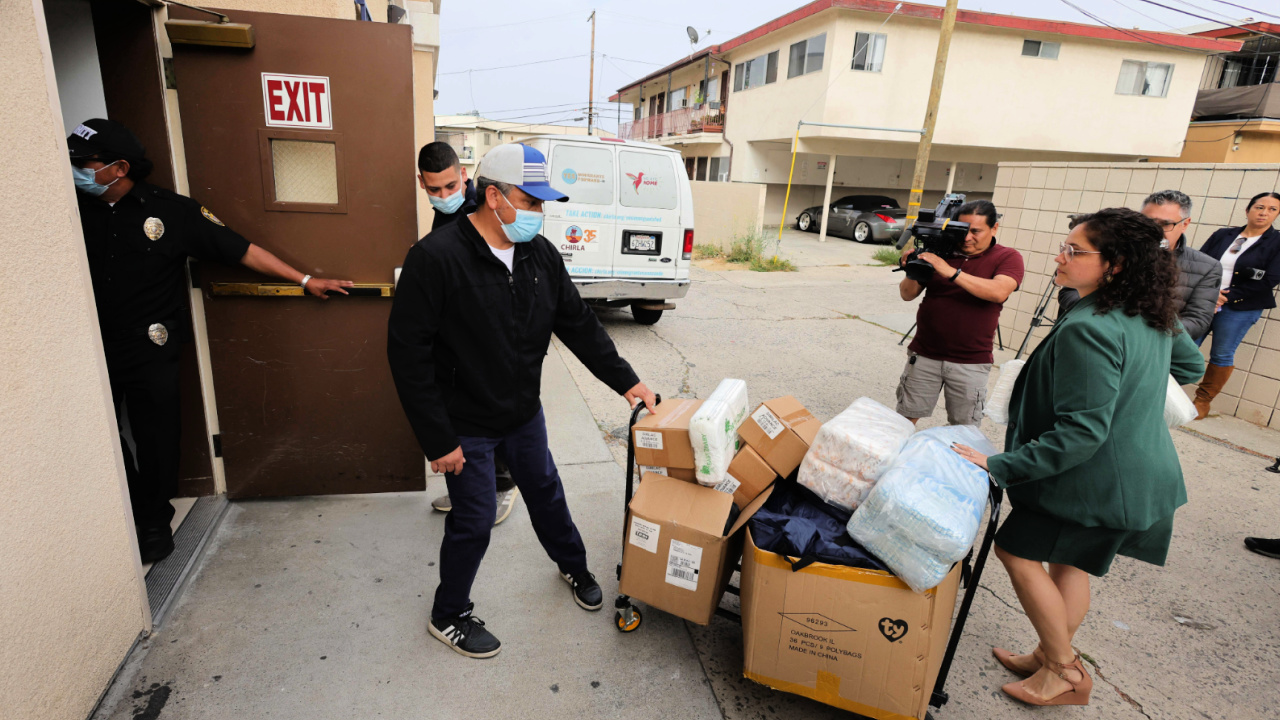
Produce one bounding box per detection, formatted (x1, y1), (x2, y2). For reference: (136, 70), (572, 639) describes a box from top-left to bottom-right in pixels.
(271, 140), (338, 203)
(550, 145), (615, 206)
(619, 151), (678, 210)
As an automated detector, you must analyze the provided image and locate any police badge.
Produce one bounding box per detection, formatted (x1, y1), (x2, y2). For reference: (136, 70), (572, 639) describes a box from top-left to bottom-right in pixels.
(148, 323), (169, 346)
(143, 217), (165, 241)
(201, 206), (225, 226)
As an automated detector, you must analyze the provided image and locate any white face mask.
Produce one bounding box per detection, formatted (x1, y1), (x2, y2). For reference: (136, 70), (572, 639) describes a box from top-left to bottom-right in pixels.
(494, 192), (544, 243)
(72, 161), (120, 196)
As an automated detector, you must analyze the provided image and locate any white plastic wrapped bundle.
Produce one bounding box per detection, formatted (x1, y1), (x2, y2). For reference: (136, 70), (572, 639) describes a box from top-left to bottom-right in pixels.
(690, 379), (750, 487)
(1164, 375), (1197, 429)
(984, 359), (1025, 425)
(798, 397), (914, 511)
(847, 425), (996, 592)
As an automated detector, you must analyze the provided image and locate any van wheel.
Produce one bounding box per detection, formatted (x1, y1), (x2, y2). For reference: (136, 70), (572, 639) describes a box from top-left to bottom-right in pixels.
(631, 304), (663, 325)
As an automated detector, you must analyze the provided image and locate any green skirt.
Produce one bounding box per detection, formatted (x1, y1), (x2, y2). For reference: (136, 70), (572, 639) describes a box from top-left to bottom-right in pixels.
(995, 507), (1176, 577)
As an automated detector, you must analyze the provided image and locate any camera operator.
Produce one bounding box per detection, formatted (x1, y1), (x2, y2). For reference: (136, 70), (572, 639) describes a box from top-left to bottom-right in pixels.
(896, 200), (1025, 425)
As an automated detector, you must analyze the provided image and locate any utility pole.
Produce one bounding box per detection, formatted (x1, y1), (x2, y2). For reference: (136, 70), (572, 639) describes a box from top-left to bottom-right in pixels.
(904, 0), (958, 229)
(587, 10), (597, 136)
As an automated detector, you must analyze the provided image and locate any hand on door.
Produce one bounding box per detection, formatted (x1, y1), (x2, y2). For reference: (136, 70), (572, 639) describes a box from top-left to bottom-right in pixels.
(624, 382), (657, 413)
(430, 446), (466, 475)
(305, 277), (355, 299)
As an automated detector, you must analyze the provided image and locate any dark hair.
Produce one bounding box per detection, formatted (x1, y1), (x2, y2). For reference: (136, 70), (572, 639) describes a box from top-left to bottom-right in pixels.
(475, 176), (513, 200)
(418, 142), (460, 173)
(1246, 191), (1280, 213)
(1143, 189), (1193, 218)
(94, 152), (153, 181)
(956, 199), (999, 229)
(1069, 208), (1180, 333)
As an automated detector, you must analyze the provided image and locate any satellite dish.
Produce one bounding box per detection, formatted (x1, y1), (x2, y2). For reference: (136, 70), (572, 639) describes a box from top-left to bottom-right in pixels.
(686, 26), (699, 44)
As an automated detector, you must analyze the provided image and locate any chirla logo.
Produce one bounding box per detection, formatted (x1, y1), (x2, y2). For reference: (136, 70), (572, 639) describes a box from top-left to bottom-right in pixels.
(562, 168), (578, 184)
(565, 225), (583, 244)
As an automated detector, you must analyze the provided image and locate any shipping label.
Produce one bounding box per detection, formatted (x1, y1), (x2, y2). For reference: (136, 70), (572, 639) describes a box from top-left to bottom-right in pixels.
(713, 473), (741, 495)
(752, 406), (786, 440)
(640, 465), (665, 477)
(629, 517), (661, 554)
(635, 430), (664, 450)
(665, 539), (703, 591)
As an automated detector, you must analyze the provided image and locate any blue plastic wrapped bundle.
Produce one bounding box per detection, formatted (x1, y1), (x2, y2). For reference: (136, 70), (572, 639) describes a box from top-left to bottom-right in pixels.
(846, 425), (996, 592)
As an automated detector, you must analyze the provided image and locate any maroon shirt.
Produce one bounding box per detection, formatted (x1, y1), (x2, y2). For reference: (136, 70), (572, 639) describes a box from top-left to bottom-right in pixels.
(908, 241), (1025, 364)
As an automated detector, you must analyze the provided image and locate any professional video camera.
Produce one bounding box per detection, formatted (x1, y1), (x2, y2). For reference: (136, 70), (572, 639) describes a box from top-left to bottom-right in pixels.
(894, 193), (969, 283)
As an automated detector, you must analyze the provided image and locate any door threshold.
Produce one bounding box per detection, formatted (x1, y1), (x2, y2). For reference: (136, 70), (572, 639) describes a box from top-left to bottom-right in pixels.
(144, 495), (229, 629)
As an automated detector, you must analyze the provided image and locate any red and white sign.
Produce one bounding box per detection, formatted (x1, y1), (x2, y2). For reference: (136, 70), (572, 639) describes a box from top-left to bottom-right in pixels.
(262, 73), (332, 130)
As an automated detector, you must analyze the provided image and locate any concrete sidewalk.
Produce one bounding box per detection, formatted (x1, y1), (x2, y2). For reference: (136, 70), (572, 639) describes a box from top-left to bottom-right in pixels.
(91, 345), (723, 720)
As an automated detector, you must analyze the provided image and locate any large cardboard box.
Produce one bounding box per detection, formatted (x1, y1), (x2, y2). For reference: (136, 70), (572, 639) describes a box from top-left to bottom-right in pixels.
(740, 530), (960, 720)
(738, 397), (822, 477)
(723, 446), (778, 508)
(619, 474), (771, 625)
(632, 399), (703, 469)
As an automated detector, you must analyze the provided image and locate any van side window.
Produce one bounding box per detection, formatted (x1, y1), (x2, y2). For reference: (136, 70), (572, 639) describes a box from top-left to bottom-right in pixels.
(618, 151), (678, 210)
(550, 146), (615, 206)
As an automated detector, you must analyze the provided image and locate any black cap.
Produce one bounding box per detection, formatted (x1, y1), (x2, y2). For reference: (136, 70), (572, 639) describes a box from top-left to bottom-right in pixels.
(67, 118), (147, 161)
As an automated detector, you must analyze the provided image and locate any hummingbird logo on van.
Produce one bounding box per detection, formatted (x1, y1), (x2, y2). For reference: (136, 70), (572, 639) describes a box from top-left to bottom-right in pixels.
(626, 172), (659, 193)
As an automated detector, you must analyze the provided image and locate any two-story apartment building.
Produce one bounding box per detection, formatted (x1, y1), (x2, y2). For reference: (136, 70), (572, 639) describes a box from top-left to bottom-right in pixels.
(610, 0), (1239, 231)
(434, 114), (614, 175)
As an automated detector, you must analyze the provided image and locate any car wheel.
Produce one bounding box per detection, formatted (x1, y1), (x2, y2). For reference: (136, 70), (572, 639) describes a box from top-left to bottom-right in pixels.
(797, 212), (814, 232)
(853, 221), (873, 243)
(631, 304), (663, 325)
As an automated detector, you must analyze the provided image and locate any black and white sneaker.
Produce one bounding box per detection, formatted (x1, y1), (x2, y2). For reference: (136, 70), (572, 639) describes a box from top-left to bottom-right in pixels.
(561, 570), (603, 611)
(428, 604), (501, 658)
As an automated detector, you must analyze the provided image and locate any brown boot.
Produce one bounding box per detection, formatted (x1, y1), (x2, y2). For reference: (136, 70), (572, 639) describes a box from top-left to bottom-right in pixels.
(1194, 363), (1234, 420)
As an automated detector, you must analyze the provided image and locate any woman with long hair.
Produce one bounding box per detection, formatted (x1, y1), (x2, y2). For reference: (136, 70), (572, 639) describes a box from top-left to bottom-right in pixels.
(953, 208), (1205, 707)
(1192, 191), (1280, 418)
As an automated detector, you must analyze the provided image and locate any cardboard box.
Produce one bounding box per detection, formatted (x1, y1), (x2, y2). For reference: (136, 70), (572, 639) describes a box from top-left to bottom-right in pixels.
(722, 446), (778, 508)
(738, 397), (822, 477)
(638, 465), (696, 482)
(632, 398), (703, 469)
(619, 474), (771, 625)
(740, 530), (960, 720)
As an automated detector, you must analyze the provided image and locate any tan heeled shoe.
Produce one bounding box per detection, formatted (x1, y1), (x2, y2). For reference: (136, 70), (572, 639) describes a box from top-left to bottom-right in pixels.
(992, 646), (1044, 678)
(1002, 653), (1093, 706)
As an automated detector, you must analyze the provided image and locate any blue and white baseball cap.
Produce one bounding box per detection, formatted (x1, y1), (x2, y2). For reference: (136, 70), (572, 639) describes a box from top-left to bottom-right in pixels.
(476, 143), (569, 202)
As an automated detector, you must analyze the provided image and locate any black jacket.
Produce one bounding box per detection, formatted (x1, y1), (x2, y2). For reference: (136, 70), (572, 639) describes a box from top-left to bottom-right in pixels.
(388, 215), (640, 460)
(1056, 234), (1222, 340)
(429, 179), (479, 231)
(1200, 226), (1280, 311)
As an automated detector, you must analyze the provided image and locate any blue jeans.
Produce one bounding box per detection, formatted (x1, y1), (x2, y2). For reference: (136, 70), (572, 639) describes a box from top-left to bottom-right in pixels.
(1200, 307), (1263, 366)
(432, 408), (588, 620)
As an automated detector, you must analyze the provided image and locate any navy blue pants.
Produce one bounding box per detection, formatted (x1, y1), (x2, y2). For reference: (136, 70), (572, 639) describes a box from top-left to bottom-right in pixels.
(432, 408), (588, 620)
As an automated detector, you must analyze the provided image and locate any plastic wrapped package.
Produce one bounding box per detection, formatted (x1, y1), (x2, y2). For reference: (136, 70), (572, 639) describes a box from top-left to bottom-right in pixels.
(984, 359), (1025, 425)
(847, 425), (997, 592)
(1164, 375), (1197, 429)
(797, 397), (914, 511)
(690, 379), (750, 487)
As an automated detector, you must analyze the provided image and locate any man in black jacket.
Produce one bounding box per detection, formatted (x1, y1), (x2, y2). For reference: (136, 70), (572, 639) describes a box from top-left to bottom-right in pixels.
(388, 143), (655, 659)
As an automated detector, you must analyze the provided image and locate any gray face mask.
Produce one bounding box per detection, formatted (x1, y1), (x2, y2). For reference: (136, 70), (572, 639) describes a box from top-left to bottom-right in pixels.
(72, 161), (120, 196)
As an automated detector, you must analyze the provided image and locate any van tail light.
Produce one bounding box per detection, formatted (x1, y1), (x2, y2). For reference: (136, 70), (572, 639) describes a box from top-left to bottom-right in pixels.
(682, 229), (694, 260)
(875, 213), (897, 224)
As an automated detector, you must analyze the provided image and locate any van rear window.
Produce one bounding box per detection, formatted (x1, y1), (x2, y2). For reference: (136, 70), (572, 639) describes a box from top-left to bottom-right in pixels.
(618, 151), (678, 210)
(550, 146), (614, 206)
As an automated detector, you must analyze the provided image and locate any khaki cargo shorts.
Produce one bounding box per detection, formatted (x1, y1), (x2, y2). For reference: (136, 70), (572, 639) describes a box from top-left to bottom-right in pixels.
(895, 352), (992, 425)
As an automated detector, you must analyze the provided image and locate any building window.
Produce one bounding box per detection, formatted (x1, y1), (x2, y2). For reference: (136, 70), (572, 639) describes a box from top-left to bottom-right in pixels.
(788, 33), (827, 78)
(696, 156), (709, 181)
(1116, 60), (1174, 97)
(484, 133), (492, 144)
(669, 87), (688, 109)
(1021, 39), (1060, 59)
(733, 50), (779, 92)
(852, 32), (887, 72)
(708, 156), (727, 182)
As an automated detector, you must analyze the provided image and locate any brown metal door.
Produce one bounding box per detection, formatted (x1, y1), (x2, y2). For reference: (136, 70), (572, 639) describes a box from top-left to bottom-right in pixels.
(170, 9), (422, 498)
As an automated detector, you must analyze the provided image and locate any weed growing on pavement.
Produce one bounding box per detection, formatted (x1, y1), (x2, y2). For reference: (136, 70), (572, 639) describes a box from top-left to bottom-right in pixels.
(871, 247), (902, 266)
(693, 243), (724, 259)
(699, 229), (796, 271)
(750, 254), (797, 272)
(726, 231), (765, 264)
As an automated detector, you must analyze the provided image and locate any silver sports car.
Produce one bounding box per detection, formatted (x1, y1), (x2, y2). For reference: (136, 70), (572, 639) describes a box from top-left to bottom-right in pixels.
(796, 194), (908, 243)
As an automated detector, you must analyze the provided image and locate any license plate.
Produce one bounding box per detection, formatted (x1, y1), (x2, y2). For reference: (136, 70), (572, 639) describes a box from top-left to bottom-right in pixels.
(629, 234), (657, 252)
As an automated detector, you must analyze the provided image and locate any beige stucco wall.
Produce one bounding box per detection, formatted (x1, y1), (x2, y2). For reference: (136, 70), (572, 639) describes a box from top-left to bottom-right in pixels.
(691, 180), (767, 250)
(994, 161), (1280, 426)
(1, 2), (149, 719)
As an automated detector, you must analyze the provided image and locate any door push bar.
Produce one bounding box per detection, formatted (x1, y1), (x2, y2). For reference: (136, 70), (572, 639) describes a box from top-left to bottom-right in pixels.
(209, 282), (395, 298)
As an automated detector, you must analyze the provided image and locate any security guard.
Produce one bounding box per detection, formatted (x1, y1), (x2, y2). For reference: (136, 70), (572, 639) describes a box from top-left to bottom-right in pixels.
(70, 118), (353, 563)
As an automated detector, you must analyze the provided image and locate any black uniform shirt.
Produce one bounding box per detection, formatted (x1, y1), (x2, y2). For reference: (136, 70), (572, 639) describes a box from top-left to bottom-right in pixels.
(78, 183), (250, 346)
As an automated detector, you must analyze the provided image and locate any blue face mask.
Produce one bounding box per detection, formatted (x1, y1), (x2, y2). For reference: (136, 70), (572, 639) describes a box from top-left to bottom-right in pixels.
(495, 192), (544, 244)
(72, 161), (120, 197)
(428, 183), (466, 214)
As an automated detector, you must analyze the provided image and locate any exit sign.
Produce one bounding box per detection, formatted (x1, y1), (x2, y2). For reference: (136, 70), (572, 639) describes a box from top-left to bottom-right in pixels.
(262, 73), (332, 130)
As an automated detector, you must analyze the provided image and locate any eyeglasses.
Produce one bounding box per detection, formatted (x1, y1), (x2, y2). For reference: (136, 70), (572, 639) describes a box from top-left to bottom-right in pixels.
(1058, 242), (1102, 261)
(1152, 218), (1188, 230)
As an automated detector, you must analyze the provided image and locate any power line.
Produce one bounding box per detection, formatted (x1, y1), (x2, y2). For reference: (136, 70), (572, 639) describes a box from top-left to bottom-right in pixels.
(1058, 0), (1203, 53)
(606, 55), (665, 66)
(445, 12), (579, 34)
(439, 55), (587, 76)
(1107, 0), (1188, 30)
(1203, 0), (1279, 20)
(1135, 0), (1280, 41)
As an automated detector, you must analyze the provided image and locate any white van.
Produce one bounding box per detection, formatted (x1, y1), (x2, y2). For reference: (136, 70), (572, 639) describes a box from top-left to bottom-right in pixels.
(523, 135), (693, 325)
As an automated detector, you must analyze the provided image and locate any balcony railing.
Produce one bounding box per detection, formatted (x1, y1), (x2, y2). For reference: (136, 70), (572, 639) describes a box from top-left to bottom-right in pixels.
(618, 105), (726, 141)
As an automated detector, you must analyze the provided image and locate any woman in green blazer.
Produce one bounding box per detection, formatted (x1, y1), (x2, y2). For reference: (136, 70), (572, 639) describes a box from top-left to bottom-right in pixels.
(954, 208), (1205, 707)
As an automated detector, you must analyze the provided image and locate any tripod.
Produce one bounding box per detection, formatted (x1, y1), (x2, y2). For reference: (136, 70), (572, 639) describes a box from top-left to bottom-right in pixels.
(1014, 280), (1058, 360)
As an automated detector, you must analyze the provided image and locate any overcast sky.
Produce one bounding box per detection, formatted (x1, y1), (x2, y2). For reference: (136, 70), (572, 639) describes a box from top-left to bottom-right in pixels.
(433, 0), (1253, 134)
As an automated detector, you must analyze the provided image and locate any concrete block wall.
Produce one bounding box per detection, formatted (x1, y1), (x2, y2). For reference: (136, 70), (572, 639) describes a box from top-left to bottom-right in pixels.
(994, 162), (1280, 427)
(691, 180), (768, 250)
